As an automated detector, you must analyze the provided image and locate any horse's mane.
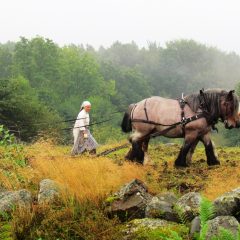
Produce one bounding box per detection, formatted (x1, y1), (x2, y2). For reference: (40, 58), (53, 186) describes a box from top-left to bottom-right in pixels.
(185, 88), (239, 123)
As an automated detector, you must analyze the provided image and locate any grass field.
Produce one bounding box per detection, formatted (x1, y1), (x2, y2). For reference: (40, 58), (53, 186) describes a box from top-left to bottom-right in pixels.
(1, 139), (240, 239)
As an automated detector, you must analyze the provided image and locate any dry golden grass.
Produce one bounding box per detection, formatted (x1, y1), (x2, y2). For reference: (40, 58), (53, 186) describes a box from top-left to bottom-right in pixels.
(2, 139), (240, 204)
(203, 163), (240, 200)
(26, 140), (147, 203)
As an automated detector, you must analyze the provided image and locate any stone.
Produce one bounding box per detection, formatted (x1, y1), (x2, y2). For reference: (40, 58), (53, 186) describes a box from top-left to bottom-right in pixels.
(38, 179), (60, 204)
(106, 179), (152, 221)
(175, 192), (201, 222)
(0, 189), (32, 214)
(145, 196), (179, 222)
(205, 216), (239, 240)
(213, 187), (240, 219)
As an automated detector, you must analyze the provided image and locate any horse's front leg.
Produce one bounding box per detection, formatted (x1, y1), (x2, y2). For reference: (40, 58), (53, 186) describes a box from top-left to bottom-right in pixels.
(201, 133), (220, 166)
(174, 142), (192, 167)
(175, 134), (198, 167)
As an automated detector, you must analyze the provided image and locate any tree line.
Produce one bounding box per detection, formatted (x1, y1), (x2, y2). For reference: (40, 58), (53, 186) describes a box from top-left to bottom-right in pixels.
(0, 37), (240, 144)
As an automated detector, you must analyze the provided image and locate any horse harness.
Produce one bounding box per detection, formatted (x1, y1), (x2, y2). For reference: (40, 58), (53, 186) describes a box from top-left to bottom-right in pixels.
(131, 96), (206, 139)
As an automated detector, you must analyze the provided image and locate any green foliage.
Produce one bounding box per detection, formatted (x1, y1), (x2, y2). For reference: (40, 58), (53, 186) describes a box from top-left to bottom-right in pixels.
(194, 197), (215, 240)
(0, 76), (64, 141)
(0, 125), (15, 145)
(173, 204), (191, 224)
(1, 36), (240, 144)
(0, 222), (13, 240)
(210, 227), (238, 240)
(3, 144), (28, 167)
(105, 196), (119, 204)
(195, 198), (240, 240)
(199, 197), (215, 227)
(11, 199), (124, 240)
(131, 225), (188, 240)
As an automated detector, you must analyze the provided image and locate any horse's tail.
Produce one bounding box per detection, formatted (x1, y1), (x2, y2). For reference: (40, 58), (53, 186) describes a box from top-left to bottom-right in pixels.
(121, 104), (135, 133)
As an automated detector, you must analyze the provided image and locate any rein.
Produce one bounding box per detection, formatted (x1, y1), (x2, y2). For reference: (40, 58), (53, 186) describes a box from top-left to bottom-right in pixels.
(134, 113), (205, 141)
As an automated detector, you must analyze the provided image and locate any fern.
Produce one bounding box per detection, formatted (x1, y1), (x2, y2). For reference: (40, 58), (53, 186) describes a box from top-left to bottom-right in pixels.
(195, 197), (214, 240)
(198, 223), (209, 240)
(210, 227), (236, 240)
(196, 198), (239, 240)
(173, 204), (191, 224)
(199, 197), (215, 227)
(166, 230), (183, 240)
(0, 222), (13, 240)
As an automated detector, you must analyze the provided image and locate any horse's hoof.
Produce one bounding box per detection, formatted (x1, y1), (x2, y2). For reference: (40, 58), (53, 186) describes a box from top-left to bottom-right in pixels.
(174, 164), (189, 168)
(207, 160), (220, 166)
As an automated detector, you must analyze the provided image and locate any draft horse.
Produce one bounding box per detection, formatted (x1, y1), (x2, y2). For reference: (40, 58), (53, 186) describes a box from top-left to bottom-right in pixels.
(121, 89), (240, 167)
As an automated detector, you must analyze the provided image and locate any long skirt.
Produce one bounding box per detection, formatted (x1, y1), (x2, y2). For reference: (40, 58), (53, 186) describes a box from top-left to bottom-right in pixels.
(71, 129), (98, 155)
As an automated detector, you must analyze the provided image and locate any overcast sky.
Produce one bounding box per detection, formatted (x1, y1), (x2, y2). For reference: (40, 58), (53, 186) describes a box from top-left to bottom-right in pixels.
(1, 0), (240, 53)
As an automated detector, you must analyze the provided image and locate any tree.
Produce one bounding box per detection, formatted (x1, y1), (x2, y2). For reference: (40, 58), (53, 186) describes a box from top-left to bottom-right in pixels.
(0, 76), (63, 141)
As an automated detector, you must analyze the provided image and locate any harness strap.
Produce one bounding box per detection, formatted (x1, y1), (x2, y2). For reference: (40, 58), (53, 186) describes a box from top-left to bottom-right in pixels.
(136, 113), (205, 141)
(144, 99), (149, 121)
(131, 104), (137, 120)
(132, 113), (205, 128)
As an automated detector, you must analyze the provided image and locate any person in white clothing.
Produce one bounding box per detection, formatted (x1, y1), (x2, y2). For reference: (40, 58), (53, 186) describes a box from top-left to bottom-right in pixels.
(71, 100), (98, 155)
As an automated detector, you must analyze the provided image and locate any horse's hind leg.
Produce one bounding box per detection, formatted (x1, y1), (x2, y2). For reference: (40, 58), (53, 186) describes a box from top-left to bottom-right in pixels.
(125, 147), (135, 161)
(125, 141), (144, 164)
(201, 133), (220, 166)
(142, 137), (152, 165)
(125, 131), (145, 164)
(130, 141), (144, 164)
(186, 139), (199, 165)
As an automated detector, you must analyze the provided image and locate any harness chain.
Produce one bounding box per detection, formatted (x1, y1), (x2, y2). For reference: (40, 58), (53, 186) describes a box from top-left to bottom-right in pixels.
(131, 95), (206, 139)
(179, 97), (187, 135)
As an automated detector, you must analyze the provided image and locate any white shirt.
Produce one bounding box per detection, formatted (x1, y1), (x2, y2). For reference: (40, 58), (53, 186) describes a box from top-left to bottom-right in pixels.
(74, 109), (90, 131)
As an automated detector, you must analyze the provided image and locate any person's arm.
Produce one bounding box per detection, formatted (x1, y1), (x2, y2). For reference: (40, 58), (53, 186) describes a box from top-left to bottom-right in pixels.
(83, 114), (90, 138)
(77, 111), (89, 138)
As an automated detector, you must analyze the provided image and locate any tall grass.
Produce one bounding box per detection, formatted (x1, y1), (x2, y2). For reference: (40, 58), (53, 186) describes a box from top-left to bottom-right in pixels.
(27, 140), (147, 203)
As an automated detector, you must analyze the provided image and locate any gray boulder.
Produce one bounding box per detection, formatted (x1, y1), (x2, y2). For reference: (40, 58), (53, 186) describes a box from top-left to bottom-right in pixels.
(205, 216), (239, 240)
(156, 192), (178, 205)
(213, 187), (240, 219)
(38, 179), (60, 204)
(124, 218), (174, 234)
(145, 194), (179, 222)
(123, 218), (184, 240)
(106, 179), (152, 221)
(190, 216), (201, 238)
(175, 192), (201, 222)
(0, 189), (32, 213)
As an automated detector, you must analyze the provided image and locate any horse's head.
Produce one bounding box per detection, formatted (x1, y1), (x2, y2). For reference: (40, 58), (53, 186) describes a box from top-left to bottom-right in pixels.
(220, 90), (240, 129)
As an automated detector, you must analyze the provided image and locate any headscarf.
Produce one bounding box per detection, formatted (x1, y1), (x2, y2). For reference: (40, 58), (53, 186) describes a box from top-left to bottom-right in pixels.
(81, 100), (91, 110)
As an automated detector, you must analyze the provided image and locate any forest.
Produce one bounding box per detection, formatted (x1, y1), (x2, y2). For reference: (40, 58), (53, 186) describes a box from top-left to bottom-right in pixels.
(1, 36), (240, 145)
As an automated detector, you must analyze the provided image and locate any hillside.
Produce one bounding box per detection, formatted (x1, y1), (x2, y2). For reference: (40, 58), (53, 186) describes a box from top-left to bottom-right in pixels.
(1, 140), (240, 239)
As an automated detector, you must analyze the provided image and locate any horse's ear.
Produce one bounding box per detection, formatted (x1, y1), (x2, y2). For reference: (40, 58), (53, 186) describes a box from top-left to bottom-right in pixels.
(227, 90), (235, 101)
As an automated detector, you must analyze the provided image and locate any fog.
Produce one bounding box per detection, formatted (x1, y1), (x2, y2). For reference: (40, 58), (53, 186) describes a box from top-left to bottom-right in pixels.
(1, 0), (240, 53)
